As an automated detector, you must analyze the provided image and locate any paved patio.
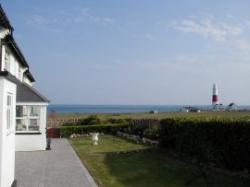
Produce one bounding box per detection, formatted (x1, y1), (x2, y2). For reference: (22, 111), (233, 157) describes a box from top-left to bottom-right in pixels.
(15, 139), (98, 187)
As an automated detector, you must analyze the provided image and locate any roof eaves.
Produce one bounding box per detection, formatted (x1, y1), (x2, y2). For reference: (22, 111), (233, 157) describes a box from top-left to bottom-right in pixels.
(24, 69), (35, 82)
(3, 35), (29, 68)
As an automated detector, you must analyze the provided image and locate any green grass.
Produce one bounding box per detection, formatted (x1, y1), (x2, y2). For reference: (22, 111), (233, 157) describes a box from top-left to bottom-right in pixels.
(56, 111), (250, 123)
(70, 134), (249, 187)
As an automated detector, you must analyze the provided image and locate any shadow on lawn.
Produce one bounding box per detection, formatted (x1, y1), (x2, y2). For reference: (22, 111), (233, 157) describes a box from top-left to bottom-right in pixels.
(103, 148), (250, 187)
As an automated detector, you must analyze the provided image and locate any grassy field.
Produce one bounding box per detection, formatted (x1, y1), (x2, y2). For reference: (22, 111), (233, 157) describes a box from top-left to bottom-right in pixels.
(70, 134), (249, 187)
(52, 111), (250, 124)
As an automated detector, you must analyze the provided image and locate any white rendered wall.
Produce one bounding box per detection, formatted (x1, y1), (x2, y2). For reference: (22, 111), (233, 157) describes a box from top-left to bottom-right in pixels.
(0, 78), (16, 187)
(15, 104), (48, 151)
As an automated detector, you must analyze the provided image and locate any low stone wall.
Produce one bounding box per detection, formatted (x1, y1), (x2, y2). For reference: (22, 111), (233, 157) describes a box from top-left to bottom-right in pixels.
(116, 131), (159, 146)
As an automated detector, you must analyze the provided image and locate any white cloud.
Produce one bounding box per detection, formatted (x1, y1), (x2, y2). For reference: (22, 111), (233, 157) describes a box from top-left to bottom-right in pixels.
(80, 8), (115, 25)
(172, 17), (243, 42)
(27, 15), (58, 25)
(221, 23), (242, 36)
(171, 16), (250, 52)
(27, 8), (115, 28)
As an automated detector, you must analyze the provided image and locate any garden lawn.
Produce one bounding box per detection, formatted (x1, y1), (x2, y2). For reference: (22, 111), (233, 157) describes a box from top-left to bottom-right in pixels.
(70, 134), (249, 187)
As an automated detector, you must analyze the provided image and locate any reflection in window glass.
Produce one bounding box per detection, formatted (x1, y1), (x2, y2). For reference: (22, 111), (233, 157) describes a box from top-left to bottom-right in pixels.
(16, 106), (27, 117)
(29, 106), (39, 117)
(16, 119), (27, 131)
(29, 119), (39, 131)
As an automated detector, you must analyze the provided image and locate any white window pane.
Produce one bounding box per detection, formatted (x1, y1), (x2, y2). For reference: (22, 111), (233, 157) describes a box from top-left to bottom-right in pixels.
(16, 106), (27, 117)
(16, 119), (27, 131)
(29, 106), (40, 117)
(29, 119), (39, 131)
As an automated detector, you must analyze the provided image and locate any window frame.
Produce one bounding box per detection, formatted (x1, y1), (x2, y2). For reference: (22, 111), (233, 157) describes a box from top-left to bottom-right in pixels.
(16, 105), (41, 133)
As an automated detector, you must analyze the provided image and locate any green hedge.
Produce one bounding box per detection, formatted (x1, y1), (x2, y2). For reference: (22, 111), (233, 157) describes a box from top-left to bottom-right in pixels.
(159, 118), (250, 171)
(62, 116), (130, 126)
(60, 124), (129, 137)
(124, 120), (160, 140)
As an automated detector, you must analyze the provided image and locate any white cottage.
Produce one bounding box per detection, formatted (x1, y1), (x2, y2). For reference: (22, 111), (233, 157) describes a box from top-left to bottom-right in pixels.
(0, 5), (49, 187)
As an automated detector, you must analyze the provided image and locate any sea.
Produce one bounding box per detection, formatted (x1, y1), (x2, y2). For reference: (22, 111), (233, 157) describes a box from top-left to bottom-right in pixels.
(48, 104), (250, 114)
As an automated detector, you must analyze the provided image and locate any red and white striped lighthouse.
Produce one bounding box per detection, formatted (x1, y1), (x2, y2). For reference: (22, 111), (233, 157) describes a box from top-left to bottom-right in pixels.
(212, 83), (219, 108)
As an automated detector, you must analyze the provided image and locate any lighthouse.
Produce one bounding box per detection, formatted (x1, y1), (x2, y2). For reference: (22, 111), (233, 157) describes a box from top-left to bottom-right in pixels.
(212, 83), (219, 109)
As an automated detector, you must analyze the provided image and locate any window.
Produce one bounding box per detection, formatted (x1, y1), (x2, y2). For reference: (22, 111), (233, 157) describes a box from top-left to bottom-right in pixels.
(16, 106), (40, 132)
(6, 94), (13, 129)
(4, 49), (10, 72)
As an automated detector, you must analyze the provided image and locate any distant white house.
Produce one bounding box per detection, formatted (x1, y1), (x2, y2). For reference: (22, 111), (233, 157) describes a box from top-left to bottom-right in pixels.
(0, 5), (49, 187)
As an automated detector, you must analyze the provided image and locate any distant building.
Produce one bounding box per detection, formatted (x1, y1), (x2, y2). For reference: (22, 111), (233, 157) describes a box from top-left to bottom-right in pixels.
(149, 110), (158, 114)
(181, 107), (201, 113)
(226, 103), (237, 111)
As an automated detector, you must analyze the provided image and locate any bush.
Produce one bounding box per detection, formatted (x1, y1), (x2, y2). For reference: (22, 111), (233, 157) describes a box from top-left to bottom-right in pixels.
(77, 115), (102, 125)
(124, 119), (160, 140)
(105, 118), (129, 125)
(60, 123), (129, 137)
(142, 125), (160, 140)
(159, 118), (250, 171)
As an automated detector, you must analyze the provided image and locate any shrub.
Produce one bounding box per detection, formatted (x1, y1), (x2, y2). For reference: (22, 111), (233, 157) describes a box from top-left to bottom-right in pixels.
(77, 115), (102, 125)
(60, 123), (129, 137)
(159, 118), (250, 171)
(124, 119), (160, 139)
(142, 125), (160, 140)
(105, 118), (129, 124)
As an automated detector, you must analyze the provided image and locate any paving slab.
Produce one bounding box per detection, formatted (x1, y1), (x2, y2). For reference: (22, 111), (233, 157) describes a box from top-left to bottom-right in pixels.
(15, 139), (98, 187)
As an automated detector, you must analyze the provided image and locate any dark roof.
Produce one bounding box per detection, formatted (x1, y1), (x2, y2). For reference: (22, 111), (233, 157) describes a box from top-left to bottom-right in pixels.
(0, 71), (49, 103)
(0, 4), (13, 32)
(24, 69), (35, 82)
(3, 35), (29, 68)
(17, 82), (49, 103)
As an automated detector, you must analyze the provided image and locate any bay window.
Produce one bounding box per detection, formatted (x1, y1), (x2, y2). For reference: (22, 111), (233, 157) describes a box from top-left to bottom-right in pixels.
(16, 105), (40, 132)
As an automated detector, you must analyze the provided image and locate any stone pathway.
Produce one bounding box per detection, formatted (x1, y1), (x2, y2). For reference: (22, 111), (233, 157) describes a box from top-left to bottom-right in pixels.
(15, 139), (98, 187)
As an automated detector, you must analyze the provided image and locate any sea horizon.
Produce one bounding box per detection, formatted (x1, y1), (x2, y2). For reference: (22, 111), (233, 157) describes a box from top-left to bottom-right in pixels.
(48, 104), (250, 114)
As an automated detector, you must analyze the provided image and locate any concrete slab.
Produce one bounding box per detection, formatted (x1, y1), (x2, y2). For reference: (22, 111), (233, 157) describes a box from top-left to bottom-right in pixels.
(15, 139), (97, 187)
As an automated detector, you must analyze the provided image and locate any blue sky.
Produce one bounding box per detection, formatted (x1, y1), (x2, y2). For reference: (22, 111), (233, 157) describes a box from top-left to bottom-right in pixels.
(2, 0), (250, 105)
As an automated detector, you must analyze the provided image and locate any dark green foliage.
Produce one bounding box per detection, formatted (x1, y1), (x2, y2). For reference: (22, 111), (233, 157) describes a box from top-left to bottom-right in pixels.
(61, 122), (76, 126)
(77, 115), (102, 125)
(105, 118), (129, 124)
(62, 116), (131, 126)
(60, 124), (129, 137)
(124, 119), (160, 140)
(159, 118), (250, 171)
